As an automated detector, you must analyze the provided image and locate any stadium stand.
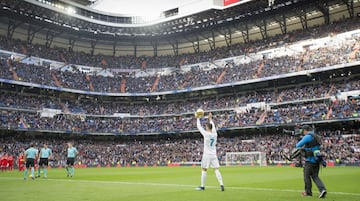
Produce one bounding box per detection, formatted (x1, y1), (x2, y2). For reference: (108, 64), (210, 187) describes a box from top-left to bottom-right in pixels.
(0, 0), (359, 167)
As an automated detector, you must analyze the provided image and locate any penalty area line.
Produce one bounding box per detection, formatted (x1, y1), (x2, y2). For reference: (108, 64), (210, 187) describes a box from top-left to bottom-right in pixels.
(2, 177), (360, 196)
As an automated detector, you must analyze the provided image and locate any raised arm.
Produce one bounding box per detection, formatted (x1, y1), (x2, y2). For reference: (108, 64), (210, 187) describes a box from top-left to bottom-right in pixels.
(197, 118), (206, 135)
(208, 112), (216, 132)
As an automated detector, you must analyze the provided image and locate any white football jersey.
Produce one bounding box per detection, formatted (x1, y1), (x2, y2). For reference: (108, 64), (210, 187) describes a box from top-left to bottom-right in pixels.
(197, 118), (217, 156)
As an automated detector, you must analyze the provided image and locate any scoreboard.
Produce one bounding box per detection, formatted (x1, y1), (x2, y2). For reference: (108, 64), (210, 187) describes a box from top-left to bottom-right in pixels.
(224, 0), (241, 6)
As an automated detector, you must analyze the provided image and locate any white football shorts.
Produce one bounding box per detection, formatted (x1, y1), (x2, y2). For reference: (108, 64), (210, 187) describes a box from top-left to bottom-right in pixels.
(201, 154), (220, 169)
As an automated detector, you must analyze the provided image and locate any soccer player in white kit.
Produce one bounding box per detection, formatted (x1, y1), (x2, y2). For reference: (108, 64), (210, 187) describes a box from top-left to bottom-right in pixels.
(195, 112), (224, 191)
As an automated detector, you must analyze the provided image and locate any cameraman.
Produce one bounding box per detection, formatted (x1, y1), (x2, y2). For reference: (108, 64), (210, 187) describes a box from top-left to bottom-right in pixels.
(296, 125), (327, 198)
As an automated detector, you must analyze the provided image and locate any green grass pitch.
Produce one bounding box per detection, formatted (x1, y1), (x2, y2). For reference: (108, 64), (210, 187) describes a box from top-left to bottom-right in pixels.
(0, 166), (359, 201)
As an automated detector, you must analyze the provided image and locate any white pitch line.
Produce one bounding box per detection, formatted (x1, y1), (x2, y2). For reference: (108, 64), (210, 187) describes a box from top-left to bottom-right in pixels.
(2, 177), (360, 196)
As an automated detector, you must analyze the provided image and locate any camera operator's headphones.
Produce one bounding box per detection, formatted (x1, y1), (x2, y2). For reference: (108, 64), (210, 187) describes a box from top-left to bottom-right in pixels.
(301, 125), (312, 134)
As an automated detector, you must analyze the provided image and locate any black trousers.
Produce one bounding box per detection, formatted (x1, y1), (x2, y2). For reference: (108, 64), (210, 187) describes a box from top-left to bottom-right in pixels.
(303, 161), (326, 195)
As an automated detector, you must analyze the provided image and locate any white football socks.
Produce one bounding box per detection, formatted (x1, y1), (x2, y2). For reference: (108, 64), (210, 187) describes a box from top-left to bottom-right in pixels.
(201, 170), (207, 187)
(215, 169), (224, 186)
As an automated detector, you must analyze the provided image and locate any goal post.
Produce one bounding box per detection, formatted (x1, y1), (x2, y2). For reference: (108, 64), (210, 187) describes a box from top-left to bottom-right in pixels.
(225, 151), (267, 166)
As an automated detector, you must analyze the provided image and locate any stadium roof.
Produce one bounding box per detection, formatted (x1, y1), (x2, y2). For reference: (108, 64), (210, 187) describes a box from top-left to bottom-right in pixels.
(0, 0), (357, 52)
(89, 0), (191, 16)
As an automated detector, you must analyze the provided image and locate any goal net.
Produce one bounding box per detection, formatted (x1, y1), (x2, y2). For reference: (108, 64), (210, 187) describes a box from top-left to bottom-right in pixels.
(225, 151), (267, 166)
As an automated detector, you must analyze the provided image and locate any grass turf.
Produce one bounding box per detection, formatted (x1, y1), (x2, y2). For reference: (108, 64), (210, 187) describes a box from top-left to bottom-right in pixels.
(0, 166), (359, 201)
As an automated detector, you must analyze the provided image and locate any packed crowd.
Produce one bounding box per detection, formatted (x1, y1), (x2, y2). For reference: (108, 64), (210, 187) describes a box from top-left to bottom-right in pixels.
(0, 92), (359, 135)
(0, 128), (359, 169)
(0, 19), (359, 94)
(0, 18), (357, 69)
(1, 77), (359, 115)
(0, 20), (360, 173)
(0, 37), (358, 93)
(0, 71), (359, 135)
(0, 12), (359, 170)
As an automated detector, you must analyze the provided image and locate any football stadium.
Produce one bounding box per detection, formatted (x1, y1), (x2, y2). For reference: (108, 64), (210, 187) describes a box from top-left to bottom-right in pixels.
(0, 0), (359, 200)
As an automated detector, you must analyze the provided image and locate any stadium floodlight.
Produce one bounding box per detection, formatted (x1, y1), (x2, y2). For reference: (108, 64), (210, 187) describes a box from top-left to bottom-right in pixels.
(65, 6), (76, 14)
